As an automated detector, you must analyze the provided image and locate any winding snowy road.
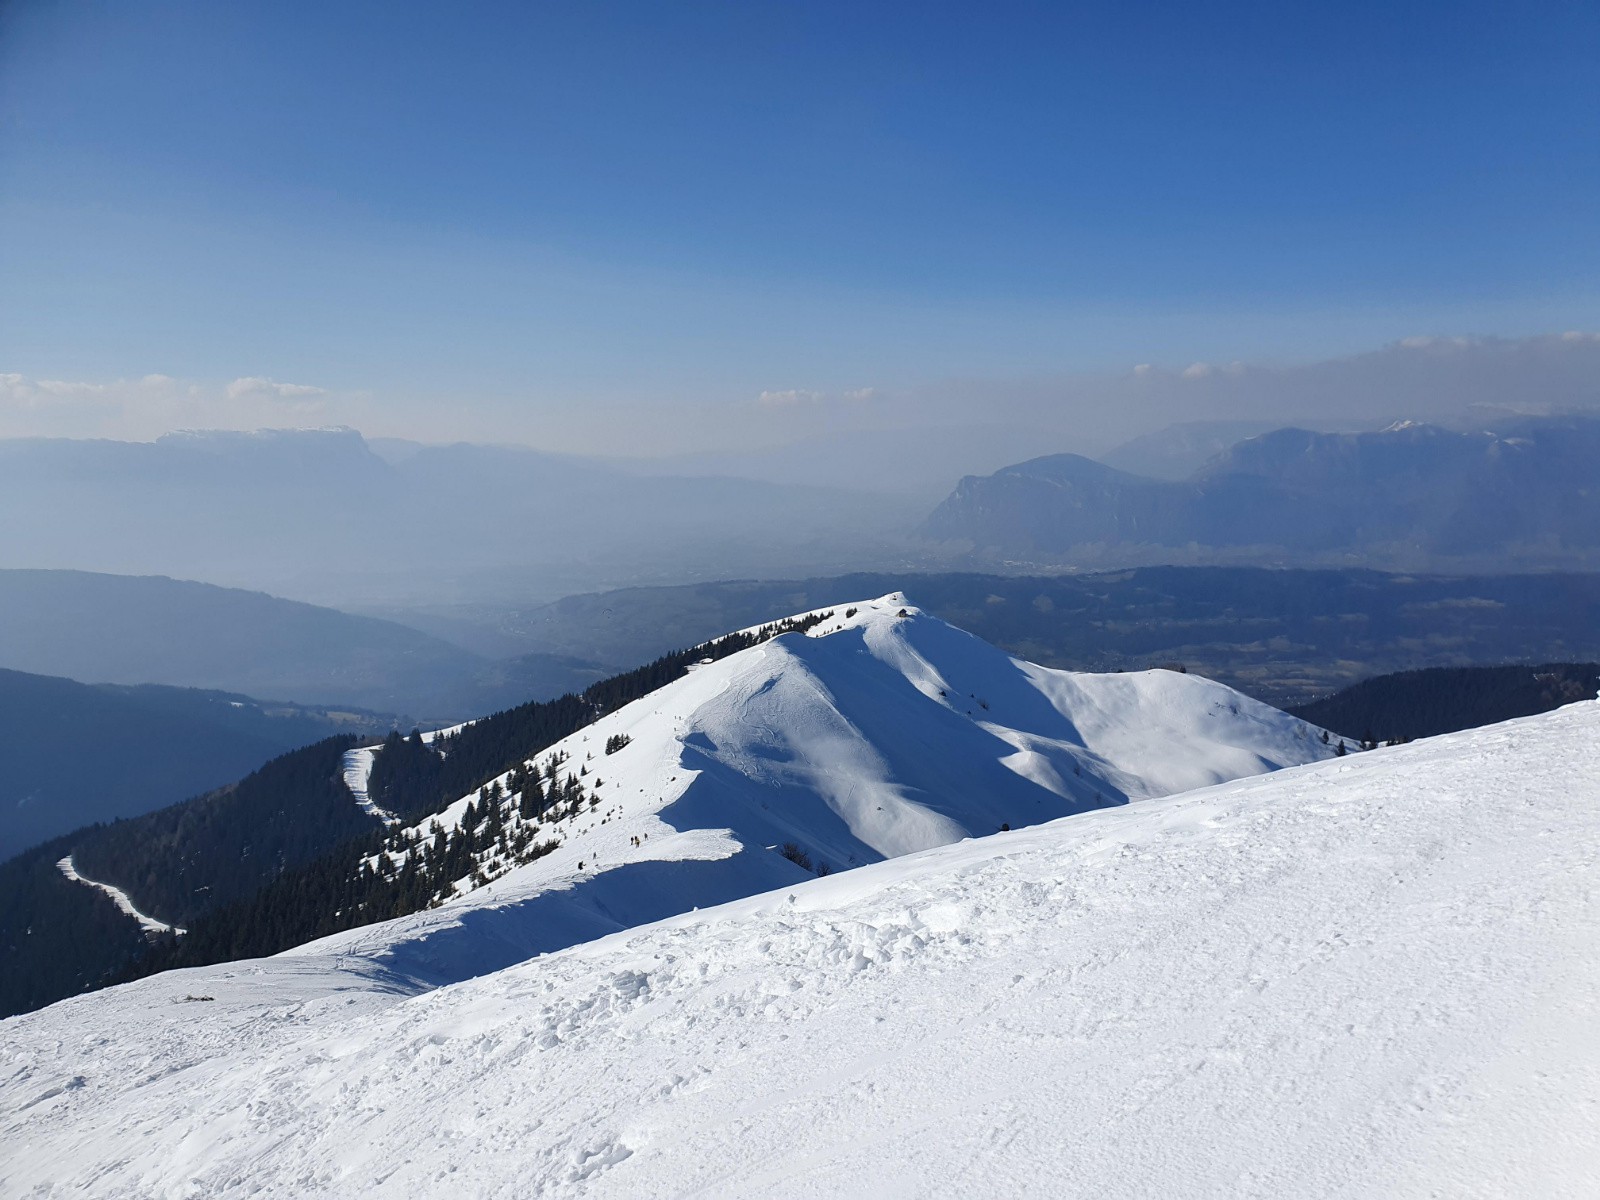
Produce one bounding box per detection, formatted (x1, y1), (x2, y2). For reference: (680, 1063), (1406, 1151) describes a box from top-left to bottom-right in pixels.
(55, 855), (185, 938)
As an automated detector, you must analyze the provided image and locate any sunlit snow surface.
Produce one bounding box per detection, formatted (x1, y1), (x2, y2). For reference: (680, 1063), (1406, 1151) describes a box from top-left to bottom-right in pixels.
(5, 698), (1598, 1196)
(316, 595), (1336, 986)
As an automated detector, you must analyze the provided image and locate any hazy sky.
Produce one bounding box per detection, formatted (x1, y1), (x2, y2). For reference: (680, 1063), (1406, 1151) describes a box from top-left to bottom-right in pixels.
(2, 1), (1596, 454)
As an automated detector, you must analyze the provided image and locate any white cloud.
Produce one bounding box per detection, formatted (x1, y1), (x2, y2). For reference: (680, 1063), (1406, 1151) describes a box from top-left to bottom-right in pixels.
(225, 376), (327, 400)
(1397, 335), (1471, 351)
(0, 371), (341, 439)
(756, 388), (825, 407)
(757, 386), (878, 407)
(1162, 361), (1250, 382)
(35, 379), (109, 398)
(0, 375), (114, 412)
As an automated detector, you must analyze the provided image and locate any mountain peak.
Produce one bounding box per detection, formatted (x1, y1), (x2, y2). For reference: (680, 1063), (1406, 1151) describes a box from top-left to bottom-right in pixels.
(306, 597), (1334, 983)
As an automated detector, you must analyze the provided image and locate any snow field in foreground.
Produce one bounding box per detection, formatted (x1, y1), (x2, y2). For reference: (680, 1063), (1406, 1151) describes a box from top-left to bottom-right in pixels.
(4, 700), (1597, 1198)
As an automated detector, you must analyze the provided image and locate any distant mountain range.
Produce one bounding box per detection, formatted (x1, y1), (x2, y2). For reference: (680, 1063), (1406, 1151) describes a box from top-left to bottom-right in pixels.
(0, 569), (609, 719)
(16, 564), (1600, 728)
(1095, 418), (1282, 480)
(0, 428), (915, 607)
(9, 416), (1598, 613)
(921, 414), (1600, 570)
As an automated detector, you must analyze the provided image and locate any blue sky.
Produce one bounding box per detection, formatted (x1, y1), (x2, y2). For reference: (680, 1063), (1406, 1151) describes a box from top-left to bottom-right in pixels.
(1, 0), (1596, 451)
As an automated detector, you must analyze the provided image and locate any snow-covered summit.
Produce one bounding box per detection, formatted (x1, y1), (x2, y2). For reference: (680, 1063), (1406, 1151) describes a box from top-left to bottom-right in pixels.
(5, 696), (1596, 1197)
(311, 593), (1334, 985)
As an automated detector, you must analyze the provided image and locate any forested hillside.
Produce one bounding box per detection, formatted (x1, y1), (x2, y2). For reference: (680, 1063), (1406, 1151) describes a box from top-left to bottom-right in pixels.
(1292, 663), (1600, 742)
(2, 613), (834, 1016)
(0, 668), (396, 862)
(0, 738), (370, 1018)
(0, 835), (153, 1017)
(69, 738), (368, 926)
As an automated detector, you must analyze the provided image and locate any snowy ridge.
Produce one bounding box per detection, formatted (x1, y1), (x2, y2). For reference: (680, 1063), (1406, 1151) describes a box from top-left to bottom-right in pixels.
(328, 593), (1334, 986)
(56, 855), (185, 938)
(6, 702), (1598, 1196)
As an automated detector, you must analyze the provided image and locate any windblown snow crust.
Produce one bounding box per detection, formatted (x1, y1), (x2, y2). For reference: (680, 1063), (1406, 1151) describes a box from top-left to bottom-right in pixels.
(5, 701), (1597, 1194)
(322, 594), (1334, 983)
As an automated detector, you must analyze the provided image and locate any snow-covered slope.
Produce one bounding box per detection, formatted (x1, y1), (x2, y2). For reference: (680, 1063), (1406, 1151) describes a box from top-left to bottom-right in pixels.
(5, 701), (1597, 1197)
(324, 594), (1333, 984)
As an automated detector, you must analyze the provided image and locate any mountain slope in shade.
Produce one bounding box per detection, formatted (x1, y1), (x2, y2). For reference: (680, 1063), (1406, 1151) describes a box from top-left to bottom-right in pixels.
(3, 699), (1594, 1196)
(1292, 661), (1600, 743)
(297, 593), (1334, 985)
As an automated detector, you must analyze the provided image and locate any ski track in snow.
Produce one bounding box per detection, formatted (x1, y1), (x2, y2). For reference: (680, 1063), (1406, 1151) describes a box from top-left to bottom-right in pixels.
(341, 746), (398, 825)
(7, 701), (1599, 1198)
(55, 855), (185, 938)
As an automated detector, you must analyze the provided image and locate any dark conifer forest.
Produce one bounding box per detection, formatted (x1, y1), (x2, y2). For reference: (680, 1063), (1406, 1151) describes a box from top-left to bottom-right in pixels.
(0, 834), (157, 1017)
(1292, 663), (1599, 743)
(69, 737), (367, 926)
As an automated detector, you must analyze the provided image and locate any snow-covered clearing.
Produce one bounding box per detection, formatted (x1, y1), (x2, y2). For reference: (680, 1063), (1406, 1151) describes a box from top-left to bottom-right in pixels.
(55, 855), (185, 938)
(343, 720), (469, 826)
(7, 700), (1597, 1197)
(340, 745), (397, 825)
